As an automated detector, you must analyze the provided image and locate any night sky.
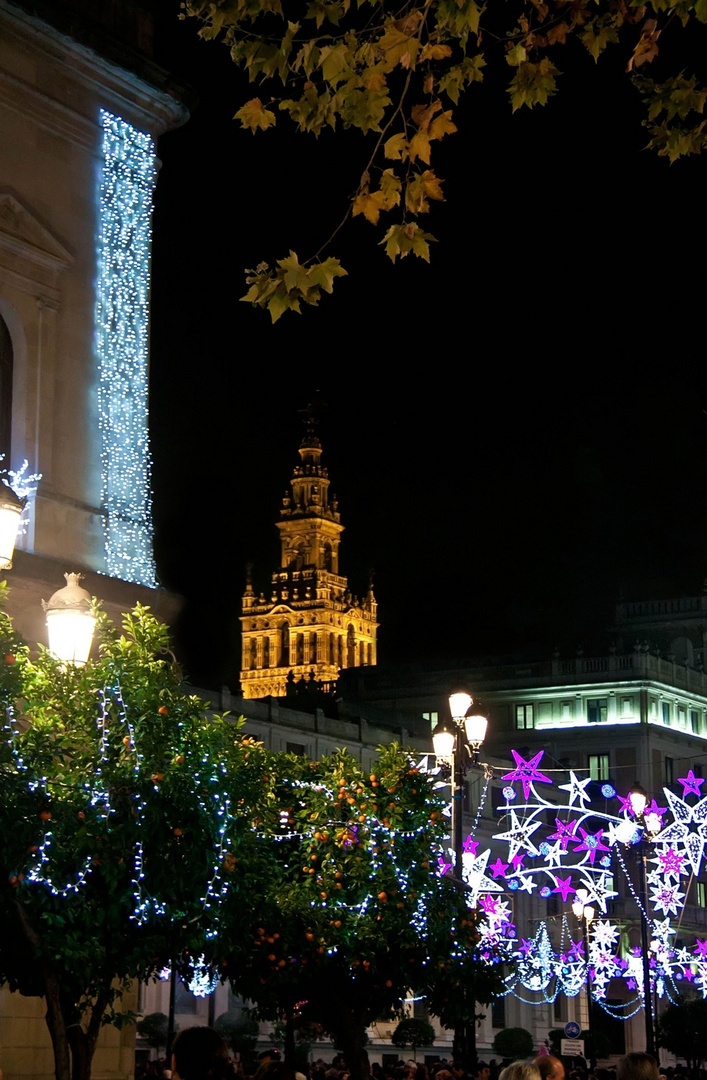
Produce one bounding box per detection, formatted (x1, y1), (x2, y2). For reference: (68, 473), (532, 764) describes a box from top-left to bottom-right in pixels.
(147, 7), (707, 689)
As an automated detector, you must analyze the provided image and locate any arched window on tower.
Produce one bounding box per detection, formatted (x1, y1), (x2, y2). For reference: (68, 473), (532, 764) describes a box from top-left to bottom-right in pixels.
(0, 315), (12, 463)
(347, 624), (356, 668)
(263, 636), (270, 668)
(323, 542), (333, 571)
(280, 621), (290, 666)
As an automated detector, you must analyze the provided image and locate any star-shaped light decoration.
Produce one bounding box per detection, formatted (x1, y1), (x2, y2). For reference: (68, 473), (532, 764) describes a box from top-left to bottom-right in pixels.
(494, 809), (543, 862)
(653, 845), (686, 881)
(489, 857), (509, 879)
(574, 872), (618, 914)
(649, 881), (685, 916)
(678, 770), (705, 798)
(548, 816), (579, 851)
(654, 789), (707, 876)
(558, 770), (593, 809)
(572, 826), (611, 865)
(462, 847), (505, 907)
(592, 919), (620, 949)
(551, 874), (575, 902)
(502, 749), (553, 800)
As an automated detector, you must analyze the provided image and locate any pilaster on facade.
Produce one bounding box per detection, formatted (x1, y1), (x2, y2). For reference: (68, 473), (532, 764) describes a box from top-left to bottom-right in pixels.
(240, 421), (378, 699)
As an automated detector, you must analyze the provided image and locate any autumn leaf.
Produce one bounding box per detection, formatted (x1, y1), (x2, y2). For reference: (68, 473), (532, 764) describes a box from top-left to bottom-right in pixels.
(420, 43), (453, 61)
(627, 18), (661, 71)
(353, 169), (401, 223)
(405, 170), (444, 213)
(379, 25), (421, 70)
(581, 21), (620, 61)
(408, 131), (432, 163)
(319, 42), (351, 85)
(234, 98), (277, 132)
(438, 55), (485, 103)
(380, 222), (437, 261)
(307, 258), (349, 292)
(429, 109), (457, 139)
(384, 132), (408, 159)
(508, 58), (560, 111)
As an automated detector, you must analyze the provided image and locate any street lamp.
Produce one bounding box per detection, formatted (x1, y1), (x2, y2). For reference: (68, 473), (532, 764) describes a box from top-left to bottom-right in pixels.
(432, 691), (489, 880)
(42, 573), (97, 666)
(627, 783), (662, 1058)
(432, 690), (489, 1072)
(0, 482), (25, 569)
(572, 887), (596, 1069)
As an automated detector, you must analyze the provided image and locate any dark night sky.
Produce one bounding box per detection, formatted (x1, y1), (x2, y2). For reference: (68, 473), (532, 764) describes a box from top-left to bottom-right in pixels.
(146, 7), (707, 688)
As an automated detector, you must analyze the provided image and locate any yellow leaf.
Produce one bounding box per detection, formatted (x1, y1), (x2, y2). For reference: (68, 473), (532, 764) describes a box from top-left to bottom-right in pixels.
(412, 99), (442, 130)
(428, 109), (457, 140)
(421, 169), (445, 200)
(234, 98), (277, 132)
(384, 132), (408, 159)
(420, 43), (454, 61)
(408, 131), (431, 163)
(379, 26), (420, 70)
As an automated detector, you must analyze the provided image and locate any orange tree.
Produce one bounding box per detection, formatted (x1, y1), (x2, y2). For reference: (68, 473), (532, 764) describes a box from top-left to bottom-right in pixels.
(0, 595), (273, 1080)
(182, 0), (707, 320)
(220, 745), (503, 1080)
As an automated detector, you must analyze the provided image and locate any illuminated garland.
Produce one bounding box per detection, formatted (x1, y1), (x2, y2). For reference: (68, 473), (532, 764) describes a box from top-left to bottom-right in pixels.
(95, 110), (157, 587)
(428, 747), (707, 1019)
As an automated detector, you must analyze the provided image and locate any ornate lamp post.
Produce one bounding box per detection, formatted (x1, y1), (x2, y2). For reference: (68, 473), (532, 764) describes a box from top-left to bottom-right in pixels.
(627, 784), (662, 1058)
(432, 690), (489, 1070)
(572, 888), (596, 1068)
(0, 482), (25, 569)
(42, 573), (98, 666)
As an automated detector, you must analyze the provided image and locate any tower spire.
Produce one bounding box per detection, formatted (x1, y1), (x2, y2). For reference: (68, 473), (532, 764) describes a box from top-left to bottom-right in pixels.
(239, 414), (378, 699)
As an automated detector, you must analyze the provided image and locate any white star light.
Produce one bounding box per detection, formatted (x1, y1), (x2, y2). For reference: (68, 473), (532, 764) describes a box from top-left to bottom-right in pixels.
(494, 809), (543, 862)
(654, 789), (707, 876)
(650, 881), (684, 916)
(577, 872), (618, 914)
(592, 919), (620, 949)
(558, 771), (593, 808)
(462, 848), (504, 907)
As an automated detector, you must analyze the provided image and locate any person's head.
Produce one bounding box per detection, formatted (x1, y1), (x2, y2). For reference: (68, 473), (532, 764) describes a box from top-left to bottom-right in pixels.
(171, 1027), (230, 1080)
(477, 1063), (491, 1080)
(617, 1056), (659, 1080)
(499, 1064), (541, 1080)
(534, 1058), (565, 1080)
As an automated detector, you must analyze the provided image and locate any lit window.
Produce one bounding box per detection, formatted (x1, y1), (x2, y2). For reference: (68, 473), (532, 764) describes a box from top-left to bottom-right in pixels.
(661, 701), (671, 724)
(691, 710), (701, 734)
(587, 698), (608, 723)
(516, 704), (534, 730)
(678, 707), (687, 727)
(423, 711), (439, 730)
(588, 754), (610, 782)
(698, 882), (706, 907)
(621, 697), (633, 717)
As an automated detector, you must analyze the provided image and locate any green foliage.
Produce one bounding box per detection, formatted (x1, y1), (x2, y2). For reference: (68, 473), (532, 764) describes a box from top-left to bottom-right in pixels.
(241, 253), (348, 321)
(214, 1012), (260, 1059)
(391, 1017), (436, 1053)
(181, 0), (707, 316)
(0, 598), (274, 1080)
(137, 1012), (174, 1051)
(492, 1027), (534, 1059)
(655, 995), (707, 1068)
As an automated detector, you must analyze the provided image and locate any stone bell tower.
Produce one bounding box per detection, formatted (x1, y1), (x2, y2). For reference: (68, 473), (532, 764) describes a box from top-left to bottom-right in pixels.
(240, 412), (378, 699)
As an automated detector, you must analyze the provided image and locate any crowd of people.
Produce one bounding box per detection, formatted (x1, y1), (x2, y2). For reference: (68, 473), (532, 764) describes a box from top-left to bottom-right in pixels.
(134, 1030), (682, 1080)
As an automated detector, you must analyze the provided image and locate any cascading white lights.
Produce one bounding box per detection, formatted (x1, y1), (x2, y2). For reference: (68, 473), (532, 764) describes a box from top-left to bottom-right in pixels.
(95, 109), (157, 587)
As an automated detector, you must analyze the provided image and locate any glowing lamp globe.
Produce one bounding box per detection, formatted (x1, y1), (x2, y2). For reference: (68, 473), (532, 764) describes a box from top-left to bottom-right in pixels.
(448, 691), (473, 722)
(0, 482), (25, 569)
(433, 722), (456, 765)
(464, 713), (488, 749)
(42, 573), (97, 666)
(628, 786), (648, 819)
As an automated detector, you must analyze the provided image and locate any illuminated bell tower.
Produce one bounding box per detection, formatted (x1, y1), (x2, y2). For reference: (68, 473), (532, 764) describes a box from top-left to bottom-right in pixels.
(240, 417), (378, 699)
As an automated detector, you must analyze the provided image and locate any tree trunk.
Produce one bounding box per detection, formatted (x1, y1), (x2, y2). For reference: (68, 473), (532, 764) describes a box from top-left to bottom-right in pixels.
(283, 1010), (297, 1068)
(13, 901), (71, 1080)
(466, 1014), (477, 1075)
(319, 996), (370, 1080)
(66, 988), (111, 1080)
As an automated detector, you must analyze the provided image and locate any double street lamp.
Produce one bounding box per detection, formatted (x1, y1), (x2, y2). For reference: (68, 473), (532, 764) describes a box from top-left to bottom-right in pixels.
(627, 785), (662, 1058)
(572, 888), (596, 1069)
(432, 691), (488, 881)
(431, 691), (489, 1069)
